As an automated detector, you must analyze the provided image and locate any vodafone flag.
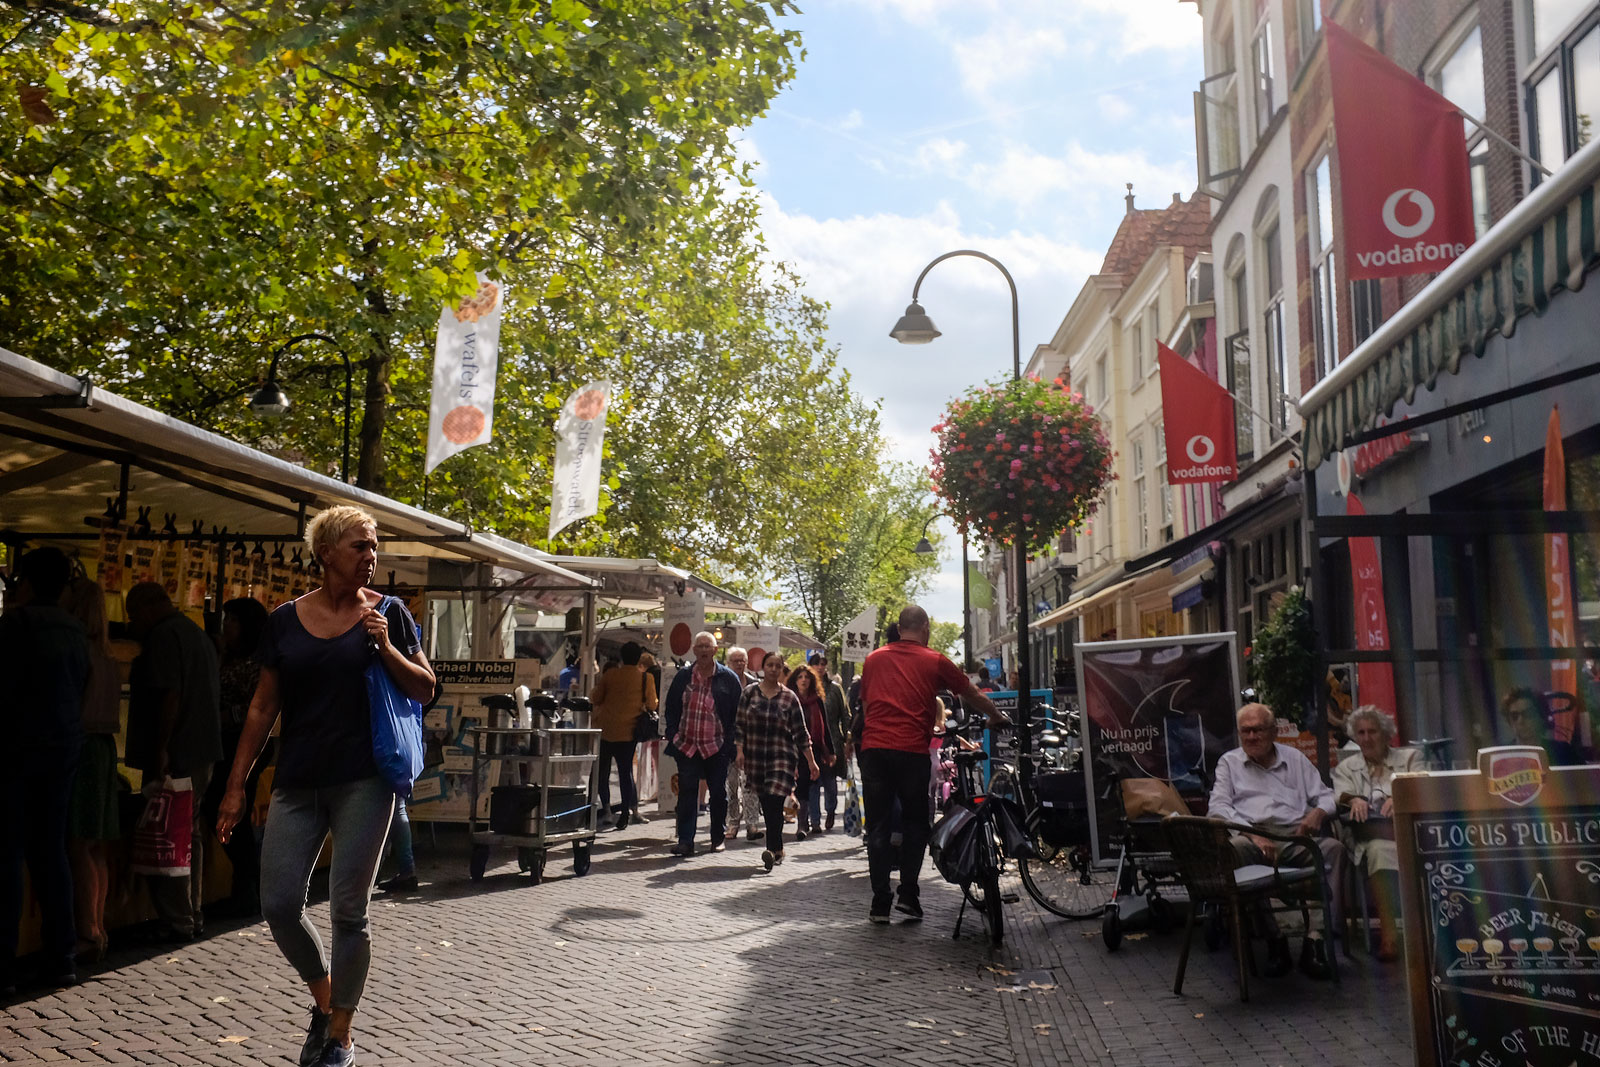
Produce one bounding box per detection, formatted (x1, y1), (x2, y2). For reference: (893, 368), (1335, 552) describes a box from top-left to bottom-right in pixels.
(1327, 21), (1474, 280)
(1158, 344), (1237, 484)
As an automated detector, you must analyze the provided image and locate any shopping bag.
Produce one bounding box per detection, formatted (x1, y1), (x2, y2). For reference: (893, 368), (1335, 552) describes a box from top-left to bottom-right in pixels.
(131, 776), (194, 877)
(843, 776), (862, 837)
(367, 596), (426, 798)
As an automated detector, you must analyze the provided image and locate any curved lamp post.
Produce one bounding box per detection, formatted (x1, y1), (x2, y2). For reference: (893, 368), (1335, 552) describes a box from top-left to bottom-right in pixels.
(913, 515), (937, 556)
(251, 332), (354, 484)
(890, 249), (1031, 774)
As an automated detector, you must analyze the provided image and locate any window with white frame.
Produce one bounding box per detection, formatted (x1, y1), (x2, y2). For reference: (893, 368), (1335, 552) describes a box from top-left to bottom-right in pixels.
(1296, 0), (1322, 64)
(1095, 350), (1109, 407)
(1131, 436), (1148, 552)
(1307, 153), (1339, 379)
(1156, 425), (1172, 534)
(1427, 18), (1490, 234)
(1524, 1), (1600, 175)
(1130, 319), (1144, 379)
(1144, 301), (1161, 371)
(1252, 16), (1277, 136)
(1224, 243), (1253, 464)
(1261, 218), (1289, 432)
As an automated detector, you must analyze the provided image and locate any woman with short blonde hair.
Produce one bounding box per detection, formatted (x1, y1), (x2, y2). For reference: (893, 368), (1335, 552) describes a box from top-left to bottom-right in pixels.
(1332, 703), (1417, 961)
(216, 506), (436, 1067)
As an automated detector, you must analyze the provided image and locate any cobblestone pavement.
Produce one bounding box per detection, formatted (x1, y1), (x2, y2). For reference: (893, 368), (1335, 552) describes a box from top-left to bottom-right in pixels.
(0, 819), (1412, 1065)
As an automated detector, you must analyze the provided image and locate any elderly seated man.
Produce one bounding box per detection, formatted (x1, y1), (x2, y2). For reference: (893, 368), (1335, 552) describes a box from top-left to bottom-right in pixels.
(1208, 702), (1342, 980)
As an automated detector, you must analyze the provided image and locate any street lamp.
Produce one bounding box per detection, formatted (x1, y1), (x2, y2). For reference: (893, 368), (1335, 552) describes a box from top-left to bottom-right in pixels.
(890, 249), (1032, 777)
(251, 332), (354, 483)
(913, 515), (937, 555)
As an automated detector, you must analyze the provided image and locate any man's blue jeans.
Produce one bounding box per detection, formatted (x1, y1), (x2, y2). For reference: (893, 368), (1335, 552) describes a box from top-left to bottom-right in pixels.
(674, 751), (729, 848)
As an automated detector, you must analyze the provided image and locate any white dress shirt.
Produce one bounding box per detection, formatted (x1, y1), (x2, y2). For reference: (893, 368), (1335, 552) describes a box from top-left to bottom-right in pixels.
(1209, 743), (1335, 827)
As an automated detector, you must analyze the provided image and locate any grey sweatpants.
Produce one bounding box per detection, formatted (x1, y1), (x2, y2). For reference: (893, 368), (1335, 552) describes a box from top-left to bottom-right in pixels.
(260, 775), (395, 1011)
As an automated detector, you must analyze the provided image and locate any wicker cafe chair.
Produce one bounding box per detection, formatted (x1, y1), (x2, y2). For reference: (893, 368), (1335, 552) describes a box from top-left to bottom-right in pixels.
(1162, 816), (1334, 1001)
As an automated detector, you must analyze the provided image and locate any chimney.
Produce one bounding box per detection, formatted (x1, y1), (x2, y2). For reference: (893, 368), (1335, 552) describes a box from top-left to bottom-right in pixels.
(1172, 192), (1182, 205)
(1125, 183), (1135, 214)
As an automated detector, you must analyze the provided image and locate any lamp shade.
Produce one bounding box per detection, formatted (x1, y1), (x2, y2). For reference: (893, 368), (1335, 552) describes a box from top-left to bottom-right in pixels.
(914, 536), (935, 555)
(249, 381), (291, 416)
(889, 300), (941, 344)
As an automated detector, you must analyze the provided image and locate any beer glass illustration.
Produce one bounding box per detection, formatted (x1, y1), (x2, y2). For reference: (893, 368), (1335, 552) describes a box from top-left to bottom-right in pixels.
(1483, 938), (1506, 969)
(1456, 938), (1480, 968)
(1534, 936), (1556, 965)
(1561, 937), (1580, 967)
(1508, 937), (1529, 966)
(1587, 935), (1600, 963)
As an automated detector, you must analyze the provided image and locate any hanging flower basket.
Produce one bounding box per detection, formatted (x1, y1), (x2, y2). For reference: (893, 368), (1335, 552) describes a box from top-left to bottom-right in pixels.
(930, 376), (1114, 555)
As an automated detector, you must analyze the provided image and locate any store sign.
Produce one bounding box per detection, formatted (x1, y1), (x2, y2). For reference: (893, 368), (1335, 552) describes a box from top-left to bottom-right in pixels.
(1075, 633), (1241, 864)
(1335, 425), (1428, 495)
(1397, 748), (1600, 1067)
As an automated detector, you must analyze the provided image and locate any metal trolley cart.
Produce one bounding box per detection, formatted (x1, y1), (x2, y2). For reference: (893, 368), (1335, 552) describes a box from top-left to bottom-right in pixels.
(465, 705), (601, 884)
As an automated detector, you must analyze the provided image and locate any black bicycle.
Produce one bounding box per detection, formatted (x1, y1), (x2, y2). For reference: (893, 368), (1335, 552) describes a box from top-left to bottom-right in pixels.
(986, 707), (1114, 921)
(929, 717), (1032, 946)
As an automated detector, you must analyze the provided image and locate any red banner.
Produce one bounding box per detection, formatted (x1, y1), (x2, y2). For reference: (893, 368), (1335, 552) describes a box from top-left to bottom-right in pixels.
(1158, 343), (1238, 484)
(1544, 406), (1579, 744)
(1327, 21), (1475, 280)
(1346, 493), (1399, 728)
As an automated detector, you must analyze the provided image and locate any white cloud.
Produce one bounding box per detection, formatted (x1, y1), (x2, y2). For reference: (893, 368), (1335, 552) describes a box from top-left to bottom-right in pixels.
(949, 22), (1069, 97)
(953, 141), (1196, 218)
(914, 136), (969, 172)
(1097, 92), (1134, 123)
(837, 108), (865, 131)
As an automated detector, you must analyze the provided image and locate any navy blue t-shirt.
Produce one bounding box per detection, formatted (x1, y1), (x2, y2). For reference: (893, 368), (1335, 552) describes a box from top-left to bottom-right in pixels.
(259, 595), (421, 790)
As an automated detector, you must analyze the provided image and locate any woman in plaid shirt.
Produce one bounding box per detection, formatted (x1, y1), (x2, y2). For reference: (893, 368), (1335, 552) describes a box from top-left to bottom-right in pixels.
(736, 651), (820, 870)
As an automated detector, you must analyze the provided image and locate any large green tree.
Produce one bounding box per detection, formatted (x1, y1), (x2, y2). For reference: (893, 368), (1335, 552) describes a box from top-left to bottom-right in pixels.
(776, 449), (943, 647)
(0, 0), (880, 578)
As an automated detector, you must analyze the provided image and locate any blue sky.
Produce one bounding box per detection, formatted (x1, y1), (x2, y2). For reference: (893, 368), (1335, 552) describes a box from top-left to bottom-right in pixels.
(743, 0), (1205, 632)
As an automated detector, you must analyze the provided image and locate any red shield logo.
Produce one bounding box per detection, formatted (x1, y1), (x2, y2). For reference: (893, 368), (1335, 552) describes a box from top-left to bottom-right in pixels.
(1485, 750), (1545, 807)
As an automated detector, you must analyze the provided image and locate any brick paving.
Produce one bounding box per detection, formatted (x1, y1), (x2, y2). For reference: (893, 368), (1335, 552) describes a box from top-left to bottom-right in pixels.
(0, 820), (1412, 1065)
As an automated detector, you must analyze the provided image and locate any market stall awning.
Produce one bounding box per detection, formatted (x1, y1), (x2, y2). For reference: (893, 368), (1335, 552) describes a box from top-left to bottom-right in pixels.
(1031, 575), (1136, 630)
(1298, 135), (1600, 470)
(0, 346), (595, 589)
(495, 554), (756, 615)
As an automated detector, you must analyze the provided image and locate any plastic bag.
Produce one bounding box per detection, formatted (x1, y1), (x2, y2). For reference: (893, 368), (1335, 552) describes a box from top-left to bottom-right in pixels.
(367, 596), (425, 798)
(131, 776), (193, 876)
(843, 776), (862, 837)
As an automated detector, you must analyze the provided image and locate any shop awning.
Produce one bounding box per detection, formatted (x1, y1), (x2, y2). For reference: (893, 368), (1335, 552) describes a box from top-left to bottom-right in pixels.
(0, 346), (595, 589)
(1298, 136), (1600, 470)
(503, 554), (755, 615)
(1030, 575), (1137, 630)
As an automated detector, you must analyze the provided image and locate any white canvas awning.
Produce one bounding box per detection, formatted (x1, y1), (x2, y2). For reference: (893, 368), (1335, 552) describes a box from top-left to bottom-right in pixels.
(0, 346), (595, 589)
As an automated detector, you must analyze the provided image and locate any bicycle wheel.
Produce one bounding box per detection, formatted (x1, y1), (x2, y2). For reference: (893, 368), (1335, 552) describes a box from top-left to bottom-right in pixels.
(981, 868), (1004, 946)
(1018, 837), (1112, 919)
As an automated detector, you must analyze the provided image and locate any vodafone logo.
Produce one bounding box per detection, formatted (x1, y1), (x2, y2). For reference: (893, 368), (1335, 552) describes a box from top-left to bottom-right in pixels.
(1185, 435), (1216, 464)
(1382, 188), (1436, 239)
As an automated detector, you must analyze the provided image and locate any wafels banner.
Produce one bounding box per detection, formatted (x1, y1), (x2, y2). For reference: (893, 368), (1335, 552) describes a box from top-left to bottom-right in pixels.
(425, 274), (506, 473)
(548, 380), (611, 540)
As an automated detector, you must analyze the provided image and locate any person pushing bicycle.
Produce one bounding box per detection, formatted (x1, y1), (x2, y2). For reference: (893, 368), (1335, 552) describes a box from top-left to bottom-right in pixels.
(857, 605), (1004, 924)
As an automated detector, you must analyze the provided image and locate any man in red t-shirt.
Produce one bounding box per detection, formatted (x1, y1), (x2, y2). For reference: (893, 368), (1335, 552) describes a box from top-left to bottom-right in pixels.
(858, 605), (1000, 923)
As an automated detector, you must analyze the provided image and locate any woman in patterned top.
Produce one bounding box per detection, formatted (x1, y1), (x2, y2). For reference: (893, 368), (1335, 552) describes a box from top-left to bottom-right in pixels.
(735, 651), (819, 871)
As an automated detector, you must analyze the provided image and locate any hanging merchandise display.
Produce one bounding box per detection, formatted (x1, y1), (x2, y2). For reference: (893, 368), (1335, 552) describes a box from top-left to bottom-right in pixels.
(129, 506), (159, 583)
(248, 542), (269, 605)
(265, 544), (291, 610)
(158, 514), (182, 601)
(182, 522), (209, 609)
(288, 548), (309, 600)
(96, 500), (125, 594)
(225, 539), (250, 601)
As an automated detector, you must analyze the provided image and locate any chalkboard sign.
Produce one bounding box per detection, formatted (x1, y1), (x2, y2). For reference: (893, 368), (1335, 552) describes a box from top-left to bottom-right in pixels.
(1395, 746), (1600, 1067)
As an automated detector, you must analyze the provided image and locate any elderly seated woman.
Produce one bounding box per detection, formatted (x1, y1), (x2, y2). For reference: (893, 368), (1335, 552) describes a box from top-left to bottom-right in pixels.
(1331, 705), (1418, 961)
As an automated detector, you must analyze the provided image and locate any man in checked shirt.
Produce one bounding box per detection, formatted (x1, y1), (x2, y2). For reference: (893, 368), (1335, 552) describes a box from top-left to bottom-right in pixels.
(662, 631), (746, 856)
